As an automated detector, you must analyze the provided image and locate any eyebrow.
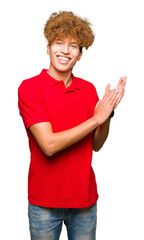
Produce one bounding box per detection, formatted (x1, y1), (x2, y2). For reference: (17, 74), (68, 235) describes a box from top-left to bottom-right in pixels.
(70, 42), (78, 45)
(55, 40), (78, 45)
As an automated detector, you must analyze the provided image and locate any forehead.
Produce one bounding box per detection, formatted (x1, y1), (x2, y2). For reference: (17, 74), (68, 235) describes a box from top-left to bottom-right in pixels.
(55, 37), (79, 44)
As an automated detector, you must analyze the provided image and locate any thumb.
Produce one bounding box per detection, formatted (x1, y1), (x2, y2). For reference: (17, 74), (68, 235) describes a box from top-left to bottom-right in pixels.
(94, 99), (100, 109)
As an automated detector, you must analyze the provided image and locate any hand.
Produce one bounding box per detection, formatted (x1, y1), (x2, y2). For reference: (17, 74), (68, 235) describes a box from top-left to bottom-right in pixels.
(94, 89), (119, 125)
(104, 76), (127, 109)
(114, 76), (127, 109)
(94, 76), (127, 125)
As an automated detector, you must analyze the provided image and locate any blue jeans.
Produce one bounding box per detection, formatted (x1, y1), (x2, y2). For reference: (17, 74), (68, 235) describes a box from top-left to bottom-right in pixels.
(28, 202), (97, 240)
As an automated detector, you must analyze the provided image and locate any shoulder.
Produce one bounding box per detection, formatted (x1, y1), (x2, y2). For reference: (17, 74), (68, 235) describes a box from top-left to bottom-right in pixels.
(18, 73), (41, 91)
(18, 73), (43, 99)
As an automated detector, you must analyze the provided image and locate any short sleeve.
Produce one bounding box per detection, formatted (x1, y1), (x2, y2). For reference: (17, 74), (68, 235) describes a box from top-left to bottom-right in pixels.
(18, 81), (50, 129)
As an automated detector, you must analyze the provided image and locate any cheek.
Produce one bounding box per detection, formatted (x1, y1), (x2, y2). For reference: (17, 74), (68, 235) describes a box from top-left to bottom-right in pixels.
(74, 55), (81, 62)
(73, 50), (81, 60)
(52, 45), (61, 53)
(49, 49), (58, 61)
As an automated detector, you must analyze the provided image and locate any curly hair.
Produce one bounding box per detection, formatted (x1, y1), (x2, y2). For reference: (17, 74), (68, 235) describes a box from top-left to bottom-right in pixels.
(44, 11), (95, 50)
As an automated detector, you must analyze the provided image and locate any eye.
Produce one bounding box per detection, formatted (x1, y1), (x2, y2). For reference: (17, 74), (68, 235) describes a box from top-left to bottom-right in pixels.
(71, 45), (77, 48)
(55, 41), (62, 45)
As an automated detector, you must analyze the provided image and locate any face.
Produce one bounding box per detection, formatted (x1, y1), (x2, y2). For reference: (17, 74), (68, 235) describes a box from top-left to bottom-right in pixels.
(47, 38), (82, 74)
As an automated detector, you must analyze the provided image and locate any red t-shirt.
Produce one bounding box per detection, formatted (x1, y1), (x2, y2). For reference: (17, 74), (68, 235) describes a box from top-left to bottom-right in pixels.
(18, 69), (99, 208)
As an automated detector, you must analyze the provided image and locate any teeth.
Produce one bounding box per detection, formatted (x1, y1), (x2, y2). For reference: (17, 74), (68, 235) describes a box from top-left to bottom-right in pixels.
(58, 56), (69, 61)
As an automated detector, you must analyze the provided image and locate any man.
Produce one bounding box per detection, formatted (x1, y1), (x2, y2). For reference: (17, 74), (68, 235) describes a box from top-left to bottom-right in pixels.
(18, 11), (126, 240)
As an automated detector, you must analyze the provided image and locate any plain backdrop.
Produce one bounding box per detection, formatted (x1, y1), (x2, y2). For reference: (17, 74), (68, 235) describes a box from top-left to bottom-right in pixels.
(0, 0), (144, 239)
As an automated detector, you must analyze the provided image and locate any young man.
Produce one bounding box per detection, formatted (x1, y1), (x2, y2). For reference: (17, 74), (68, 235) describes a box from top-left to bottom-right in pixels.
(18, 11), (126, 240)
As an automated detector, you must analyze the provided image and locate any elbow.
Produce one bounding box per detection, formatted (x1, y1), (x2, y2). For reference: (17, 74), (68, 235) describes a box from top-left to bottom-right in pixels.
(40, 136), (59, 157)
(42, 143), (56, 157)
(93, 149), (99, 153)
(93, 146), (101, 152)
(46, 150), (54, 157)
(93, 143), (103, 152)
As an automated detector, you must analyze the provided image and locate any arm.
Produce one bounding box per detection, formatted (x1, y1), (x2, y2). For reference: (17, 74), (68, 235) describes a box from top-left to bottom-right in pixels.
(93, 83), (111, 152)
(93, 76), (127, 152)
(30, 117), (98, 156)
(93, 118), (111, 152)
(29, 88), (119, 156)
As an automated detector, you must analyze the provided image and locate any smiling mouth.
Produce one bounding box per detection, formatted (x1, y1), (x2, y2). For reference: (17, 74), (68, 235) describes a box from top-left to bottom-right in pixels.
(57, 55), (71, 64)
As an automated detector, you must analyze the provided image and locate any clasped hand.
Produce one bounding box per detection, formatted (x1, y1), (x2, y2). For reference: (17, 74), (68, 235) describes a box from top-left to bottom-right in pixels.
(94, 76), (127, 125)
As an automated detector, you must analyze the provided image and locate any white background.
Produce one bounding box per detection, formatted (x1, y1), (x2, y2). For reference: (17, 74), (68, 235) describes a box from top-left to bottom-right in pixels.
(0, 0), (144, 239)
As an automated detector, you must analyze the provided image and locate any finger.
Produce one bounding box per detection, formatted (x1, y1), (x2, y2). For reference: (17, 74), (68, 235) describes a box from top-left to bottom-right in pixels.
(94, 99), (101, 108)
(104, 84), (111, 96)
(116, 77), (124, 90)
(122, 76), (127, 88)
(114, 95), (123, 109)
(103, 89), (119, 106)
(119, 76), (127, 96)
(114, 79), (126, 108)
(109, 89), (120, 107)
(104, 88), (118, 100)
(115, 93), (123, 106)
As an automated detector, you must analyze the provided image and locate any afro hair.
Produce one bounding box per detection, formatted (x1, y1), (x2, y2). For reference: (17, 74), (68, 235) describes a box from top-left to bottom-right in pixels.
(44, 11), (95, 50)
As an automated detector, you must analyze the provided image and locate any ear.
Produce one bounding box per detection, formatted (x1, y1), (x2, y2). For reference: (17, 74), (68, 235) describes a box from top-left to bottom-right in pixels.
(77, 51), (83, 61)
(47, 44), (50, 55)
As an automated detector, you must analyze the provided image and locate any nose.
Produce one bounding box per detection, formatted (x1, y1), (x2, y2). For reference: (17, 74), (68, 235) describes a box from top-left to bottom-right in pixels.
(61, 44), (70, 54)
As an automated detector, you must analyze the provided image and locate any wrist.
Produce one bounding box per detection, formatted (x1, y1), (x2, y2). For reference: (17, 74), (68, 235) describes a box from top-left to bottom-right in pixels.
(109, 110), (114, 119)
(92, 115), (100, 128)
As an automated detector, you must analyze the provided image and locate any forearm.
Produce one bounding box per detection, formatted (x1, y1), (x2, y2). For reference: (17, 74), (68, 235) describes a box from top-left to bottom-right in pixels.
(93, 118), (111, 152)
(49, 117), (99, 155)
(30, 116), (99, 156)
(30, 88), (121, 156)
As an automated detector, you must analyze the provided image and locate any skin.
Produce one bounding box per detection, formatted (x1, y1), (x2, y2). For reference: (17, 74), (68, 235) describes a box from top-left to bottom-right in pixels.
(47, 38), (82, 87)
(29, 37), (127, 156)
(93, 77), (126, 151)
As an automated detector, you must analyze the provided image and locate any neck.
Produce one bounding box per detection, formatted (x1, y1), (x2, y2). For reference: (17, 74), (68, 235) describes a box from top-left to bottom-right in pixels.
(48, 65), (72, 88)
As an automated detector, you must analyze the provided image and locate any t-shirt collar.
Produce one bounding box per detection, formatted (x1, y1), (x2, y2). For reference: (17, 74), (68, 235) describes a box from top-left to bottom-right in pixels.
(40, 69), (81, 91)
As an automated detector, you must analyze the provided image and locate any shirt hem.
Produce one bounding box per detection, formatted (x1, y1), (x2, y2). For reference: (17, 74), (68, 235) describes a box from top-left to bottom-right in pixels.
(28, 195), (99, 208)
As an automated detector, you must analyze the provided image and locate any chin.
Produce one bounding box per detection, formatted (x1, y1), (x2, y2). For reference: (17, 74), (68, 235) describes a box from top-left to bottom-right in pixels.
(56, 66), (72, 73)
